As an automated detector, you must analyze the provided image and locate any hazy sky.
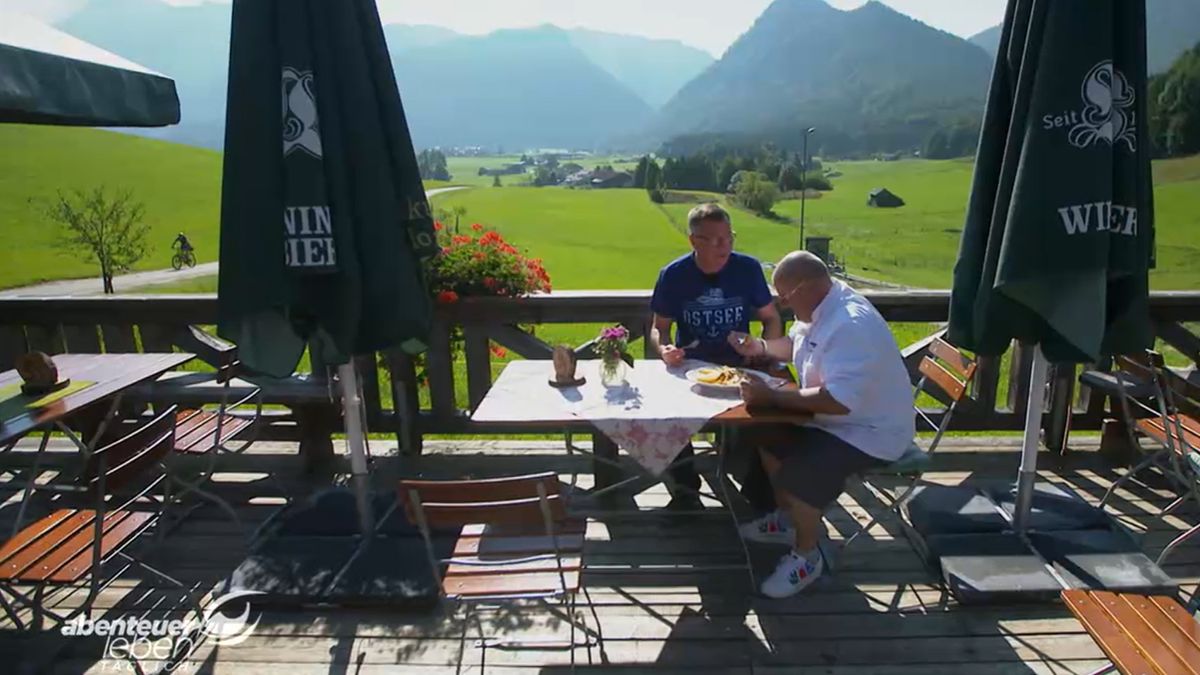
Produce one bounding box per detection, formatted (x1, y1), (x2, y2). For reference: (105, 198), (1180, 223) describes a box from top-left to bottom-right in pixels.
(9, 0), (1008, 56)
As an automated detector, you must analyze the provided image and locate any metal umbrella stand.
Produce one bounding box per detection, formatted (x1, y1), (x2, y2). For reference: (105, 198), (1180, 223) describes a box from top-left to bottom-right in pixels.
(900, 0), (1174, 603)
(217, 0), (440, 609)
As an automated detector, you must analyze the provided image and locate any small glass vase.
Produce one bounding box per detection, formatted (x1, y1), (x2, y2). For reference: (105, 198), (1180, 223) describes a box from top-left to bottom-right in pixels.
(600, 357), (628, 387)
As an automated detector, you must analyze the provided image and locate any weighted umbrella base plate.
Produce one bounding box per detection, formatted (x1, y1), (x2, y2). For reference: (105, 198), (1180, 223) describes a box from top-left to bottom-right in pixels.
(904, 484), (1176, 604)
(225, 487), (444, 609)
(930, 532), (1064, 604)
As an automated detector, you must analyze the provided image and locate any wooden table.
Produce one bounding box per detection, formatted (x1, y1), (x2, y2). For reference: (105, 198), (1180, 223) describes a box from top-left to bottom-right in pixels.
(0, 353), (195, 447)
(0, 353), (194, 536)
(472, 359), (808, 491)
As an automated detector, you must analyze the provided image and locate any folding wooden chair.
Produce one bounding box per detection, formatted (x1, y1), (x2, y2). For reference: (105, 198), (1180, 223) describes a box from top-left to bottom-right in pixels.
(1102, 353), (1197, 522)
(398, 472), (593, 673)
(164, 327), (265, 533)
(1061, 585), (1200, 675)
(843, 337), (977, 548)
(0, 406), (202, 633)
(1141, 360), (1200, 567)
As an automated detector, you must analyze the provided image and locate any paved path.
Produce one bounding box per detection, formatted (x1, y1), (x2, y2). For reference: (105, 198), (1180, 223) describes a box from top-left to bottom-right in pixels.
(0, 186), (466, 297)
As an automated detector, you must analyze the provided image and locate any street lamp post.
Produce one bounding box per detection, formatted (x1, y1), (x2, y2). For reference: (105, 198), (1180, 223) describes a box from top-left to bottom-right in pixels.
(799, 126), (815, 250)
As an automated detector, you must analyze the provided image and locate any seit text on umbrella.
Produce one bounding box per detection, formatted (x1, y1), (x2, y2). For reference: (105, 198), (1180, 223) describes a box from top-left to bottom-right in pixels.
(1043, 60), (1137, 152)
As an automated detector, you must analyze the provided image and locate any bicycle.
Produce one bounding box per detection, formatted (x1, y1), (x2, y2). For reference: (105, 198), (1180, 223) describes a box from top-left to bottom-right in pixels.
(171, 249), (197, 270)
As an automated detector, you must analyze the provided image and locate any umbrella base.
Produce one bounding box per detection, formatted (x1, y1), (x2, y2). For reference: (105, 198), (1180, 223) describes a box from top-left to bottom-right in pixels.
(902, 483), (1176, 605)
(224, 487), (444, 609)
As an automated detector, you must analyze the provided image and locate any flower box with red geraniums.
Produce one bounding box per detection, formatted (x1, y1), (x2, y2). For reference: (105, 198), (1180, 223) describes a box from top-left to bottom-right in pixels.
(411, 222), (551, 383)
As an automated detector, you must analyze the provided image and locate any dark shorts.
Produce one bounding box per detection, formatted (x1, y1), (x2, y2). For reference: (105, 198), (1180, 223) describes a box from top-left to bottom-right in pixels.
(752, 425), (887, 510)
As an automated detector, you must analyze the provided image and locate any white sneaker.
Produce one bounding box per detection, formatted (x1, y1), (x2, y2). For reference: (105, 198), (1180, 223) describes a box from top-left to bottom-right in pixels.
(760, 549), (824, 599)
(738, 510), (793, 545)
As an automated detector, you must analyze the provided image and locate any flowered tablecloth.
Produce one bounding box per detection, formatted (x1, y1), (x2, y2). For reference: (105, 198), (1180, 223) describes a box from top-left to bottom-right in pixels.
(471, 359), (787, 476)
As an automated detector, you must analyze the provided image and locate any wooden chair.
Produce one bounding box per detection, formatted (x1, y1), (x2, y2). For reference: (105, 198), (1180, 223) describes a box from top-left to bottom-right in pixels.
(0, 406), (201, 632)
(1142, 360), (1200, 566)
(161, 327), (267, 533)
(1101, 353), (1180, 509)
(843, 337), (977, 548)
(1061, 587), (1200, 675)
(398, 472), (593, 672)
(1104, 353), (1200, 564)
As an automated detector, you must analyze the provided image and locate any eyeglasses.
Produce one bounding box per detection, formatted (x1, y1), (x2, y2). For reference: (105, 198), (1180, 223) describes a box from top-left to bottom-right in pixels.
(690, 231), (736, 247)
(775, 281), (806, 303)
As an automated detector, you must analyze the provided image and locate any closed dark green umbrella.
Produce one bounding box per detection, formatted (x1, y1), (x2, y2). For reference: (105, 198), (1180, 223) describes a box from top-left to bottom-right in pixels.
(217, 0), (437, 375)
(0, 12), (179, 126)
(217, 0), (438, 532)
(948, 0), (1154, 529)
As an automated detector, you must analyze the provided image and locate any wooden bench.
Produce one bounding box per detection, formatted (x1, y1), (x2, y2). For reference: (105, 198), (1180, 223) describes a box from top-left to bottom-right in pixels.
(1061, 588), (1200, 675)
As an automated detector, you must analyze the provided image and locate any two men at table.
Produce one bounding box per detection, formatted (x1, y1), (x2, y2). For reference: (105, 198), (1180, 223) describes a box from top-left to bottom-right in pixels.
(729, 251), (914, 599)
(648, 202), (783, 510)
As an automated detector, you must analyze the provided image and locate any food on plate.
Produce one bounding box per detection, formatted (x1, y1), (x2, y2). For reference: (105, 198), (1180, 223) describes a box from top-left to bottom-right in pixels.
(695, 366), (747, 386)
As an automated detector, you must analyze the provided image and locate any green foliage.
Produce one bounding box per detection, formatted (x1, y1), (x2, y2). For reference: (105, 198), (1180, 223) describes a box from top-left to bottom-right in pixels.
(492, 174), (502, 188)
(532, 166), (562, 187)
(803, 174), (833, 191)
(922, 120), (980, 159)
(732, 171), (779, 215)
(40, 186), (150, 294)
(633, 156), (650, 188)
(662, 155), (718, 191)
(417, 149), (451, 181)
(1149, 42), (1200, 158)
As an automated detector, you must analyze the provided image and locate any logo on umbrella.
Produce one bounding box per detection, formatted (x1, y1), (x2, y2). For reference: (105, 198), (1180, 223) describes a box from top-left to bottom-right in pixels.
(1067, 60), (1136, 152)
(282, 67), (324, 159)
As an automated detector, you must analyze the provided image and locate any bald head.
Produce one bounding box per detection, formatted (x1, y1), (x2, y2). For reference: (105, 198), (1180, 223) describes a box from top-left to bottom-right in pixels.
(773, 251), (830, 288)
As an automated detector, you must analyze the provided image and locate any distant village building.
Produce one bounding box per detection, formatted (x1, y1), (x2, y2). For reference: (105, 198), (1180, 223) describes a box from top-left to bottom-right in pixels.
(478, 163), (528, 177)
(590, 169), (634, 189)
(867, 187), (905, 208)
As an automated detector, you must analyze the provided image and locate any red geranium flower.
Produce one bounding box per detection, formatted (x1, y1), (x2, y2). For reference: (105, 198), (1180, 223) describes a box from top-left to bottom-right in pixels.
(433, 221), (443, 231)
(436, 290), (459, 304)
(471, 223), (483, 232)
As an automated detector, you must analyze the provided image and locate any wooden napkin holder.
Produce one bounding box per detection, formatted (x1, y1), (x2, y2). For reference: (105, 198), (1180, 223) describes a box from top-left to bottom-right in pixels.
(15, 352), (70, 396)
(548, 345), (586, 388)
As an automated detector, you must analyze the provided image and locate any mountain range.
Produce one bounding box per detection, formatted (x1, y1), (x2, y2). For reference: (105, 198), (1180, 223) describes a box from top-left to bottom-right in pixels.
(56, 0), (711, 150)
(968, 0), (1200, 75)
(50, 0), (1200, 153)
(651, 0), (993, 156)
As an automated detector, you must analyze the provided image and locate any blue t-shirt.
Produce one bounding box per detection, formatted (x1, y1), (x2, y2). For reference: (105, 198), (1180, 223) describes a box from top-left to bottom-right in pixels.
(651, 252), (773, 365)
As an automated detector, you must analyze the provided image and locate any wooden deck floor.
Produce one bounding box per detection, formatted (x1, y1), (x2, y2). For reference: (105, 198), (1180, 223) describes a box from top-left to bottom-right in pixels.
(1, 437), (1196, 674)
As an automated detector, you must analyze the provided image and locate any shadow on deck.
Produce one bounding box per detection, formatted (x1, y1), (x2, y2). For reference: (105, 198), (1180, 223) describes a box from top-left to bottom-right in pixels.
(1, 437), (1196, 675)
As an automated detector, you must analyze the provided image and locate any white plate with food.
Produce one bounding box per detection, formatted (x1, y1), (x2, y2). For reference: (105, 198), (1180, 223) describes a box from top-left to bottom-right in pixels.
(685, 365), (773, 393)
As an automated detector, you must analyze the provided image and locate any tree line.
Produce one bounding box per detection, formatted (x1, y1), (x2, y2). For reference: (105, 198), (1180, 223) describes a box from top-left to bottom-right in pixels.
(631, 145), (834, 215)
(417, 149), (452, 181)
(1149, 41), (1200, 159)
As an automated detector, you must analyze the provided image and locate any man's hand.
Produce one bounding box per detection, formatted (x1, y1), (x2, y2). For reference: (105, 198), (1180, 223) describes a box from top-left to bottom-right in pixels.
(738, 376), (774, 407)
(727, 332), (764, 359)
(660, 344), (686, 367)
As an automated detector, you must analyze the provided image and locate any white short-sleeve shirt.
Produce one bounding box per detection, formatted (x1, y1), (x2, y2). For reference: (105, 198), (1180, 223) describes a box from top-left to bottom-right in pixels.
(790, 280), (915, 461)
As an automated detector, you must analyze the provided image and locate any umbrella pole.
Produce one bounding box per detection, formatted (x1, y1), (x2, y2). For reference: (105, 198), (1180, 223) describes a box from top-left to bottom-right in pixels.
(1014, 345), (1050, 532)
(338, 362), (376, 536)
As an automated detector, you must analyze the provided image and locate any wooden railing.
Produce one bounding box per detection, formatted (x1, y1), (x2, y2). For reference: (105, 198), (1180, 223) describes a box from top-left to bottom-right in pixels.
(1, 291), (1198, 454)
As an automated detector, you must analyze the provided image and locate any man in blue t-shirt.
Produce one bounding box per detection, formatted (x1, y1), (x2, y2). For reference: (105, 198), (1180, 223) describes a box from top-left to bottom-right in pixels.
(648, 202), (783, 510)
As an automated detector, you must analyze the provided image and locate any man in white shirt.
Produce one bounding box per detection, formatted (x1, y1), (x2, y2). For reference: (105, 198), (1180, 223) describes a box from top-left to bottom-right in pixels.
(727, 251), (914, 599)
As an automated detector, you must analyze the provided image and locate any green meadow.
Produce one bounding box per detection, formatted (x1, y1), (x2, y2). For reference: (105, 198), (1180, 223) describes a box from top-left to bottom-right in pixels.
(4, 127), (1195, 419)
(0, 125), (223, 289)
